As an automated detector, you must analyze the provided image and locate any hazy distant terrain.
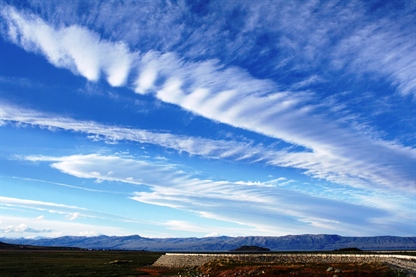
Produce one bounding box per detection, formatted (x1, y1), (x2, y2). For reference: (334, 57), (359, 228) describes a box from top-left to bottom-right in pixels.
(2, 234), (415, 251)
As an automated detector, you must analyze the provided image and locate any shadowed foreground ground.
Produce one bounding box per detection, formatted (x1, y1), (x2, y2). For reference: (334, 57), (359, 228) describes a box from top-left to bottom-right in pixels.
(0, 249), (414, 276)
(163, 260), (404, 277)
(0, 249), (169, 276)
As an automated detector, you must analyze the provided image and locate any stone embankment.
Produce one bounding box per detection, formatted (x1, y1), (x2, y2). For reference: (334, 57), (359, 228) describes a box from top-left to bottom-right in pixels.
(386, 257), (416, 276)
(154, 253), (416, 275)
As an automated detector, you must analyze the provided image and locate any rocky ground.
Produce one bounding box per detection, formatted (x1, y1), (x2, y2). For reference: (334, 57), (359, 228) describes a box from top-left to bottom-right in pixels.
(194, 260), (401, 277)
(145, 253), (416, 276)
(140, 261), (408, 276)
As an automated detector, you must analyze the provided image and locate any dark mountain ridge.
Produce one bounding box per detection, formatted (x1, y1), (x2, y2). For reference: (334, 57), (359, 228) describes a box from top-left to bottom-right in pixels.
(1, 234), (415, 251)
(0, 241), (82, 250)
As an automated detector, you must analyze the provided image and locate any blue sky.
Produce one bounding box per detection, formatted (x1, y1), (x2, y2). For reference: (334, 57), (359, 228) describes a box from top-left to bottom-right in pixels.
(0, 0), (415, 238)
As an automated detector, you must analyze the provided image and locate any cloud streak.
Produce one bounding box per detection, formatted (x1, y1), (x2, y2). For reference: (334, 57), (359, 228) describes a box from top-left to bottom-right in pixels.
(1, 101), (414, 193)
(0, 1), (415, 237)
(1, 5), (414, 194)
(4, 1), (413, 96)
(18, 153), (413, 236)
(0, 195), (153, 227)
(1, 6), (133, 86)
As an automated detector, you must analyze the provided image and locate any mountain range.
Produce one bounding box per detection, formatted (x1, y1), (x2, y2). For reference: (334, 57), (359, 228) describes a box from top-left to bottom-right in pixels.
(1, 234), (416, 251)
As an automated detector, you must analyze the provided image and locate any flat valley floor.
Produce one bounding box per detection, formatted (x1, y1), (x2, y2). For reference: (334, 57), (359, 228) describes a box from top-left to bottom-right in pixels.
(0, 250), (413, 277)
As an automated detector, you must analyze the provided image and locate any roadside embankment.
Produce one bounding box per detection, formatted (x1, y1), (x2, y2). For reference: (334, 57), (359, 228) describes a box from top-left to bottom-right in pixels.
(153, 253), (416, 274)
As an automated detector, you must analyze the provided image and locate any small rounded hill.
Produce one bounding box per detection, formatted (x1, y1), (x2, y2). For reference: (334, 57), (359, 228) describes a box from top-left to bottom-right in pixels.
(230, 245), (271, 252)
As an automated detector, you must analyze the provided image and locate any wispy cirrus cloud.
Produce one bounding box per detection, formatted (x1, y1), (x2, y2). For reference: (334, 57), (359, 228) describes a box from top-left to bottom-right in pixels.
(1, 5), (133, 86)
(1, 1), (415, 237)
(0, 196), (87, 214)
(330, 10), (416, 97)
(18, 153), (414, 236)
(133, 55), (415, 192)
(3, 3), (415, 192)
(0, 195), (151, 227)
(23, 0), (413, 97)
(2, 102), (415, 192)
(12, 177), (127, 195)
(0, 102), (270, 161)
(1, 102), (414, 192)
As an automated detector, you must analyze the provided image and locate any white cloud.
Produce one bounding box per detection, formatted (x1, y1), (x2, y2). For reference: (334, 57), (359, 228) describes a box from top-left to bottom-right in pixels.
(204, 232), (221, 237)
(163, 220), (207, 233)
(2, 1), (413, 97)
(134, 53), (159, 94)
(1, 102), (414, 192)
(78, 231), (100, 237)
(331, 16), (416, 97)
(145, 58), (414, 191)
(0, 195), (152, 227)
(0, 215), (129, 238)
(35, 215), (45, 220)
(1, 5), (414, 193)
(0, 2), (415, 236)
(0, 103), (284, 164)
(160, 221), (253, 237)
(12, 176), (128, 195)
(1, 6), (133, 86)
(0, 223), (53, 234)
(65, 212), (81, 221)
(19, 153), (413, 236)
(0, 196), (84, 211)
